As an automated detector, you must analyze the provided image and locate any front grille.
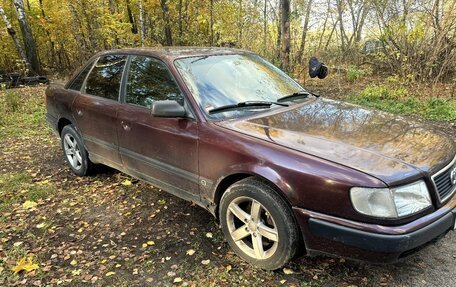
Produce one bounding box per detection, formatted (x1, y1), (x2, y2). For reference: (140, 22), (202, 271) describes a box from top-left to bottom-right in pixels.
(432, 157), (456, 202)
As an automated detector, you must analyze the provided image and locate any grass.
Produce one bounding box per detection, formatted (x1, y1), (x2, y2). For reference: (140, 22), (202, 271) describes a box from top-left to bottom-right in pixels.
(0, 86), (50, 139)
(0, 173), (54, 213)
(348, 84), (456, 121)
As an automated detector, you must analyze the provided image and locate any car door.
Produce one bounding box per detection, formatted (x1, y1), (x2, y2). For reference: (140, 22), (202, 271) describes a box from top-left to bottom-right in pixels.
(73, 54), (127, 167)
(117, 55), (200, 201)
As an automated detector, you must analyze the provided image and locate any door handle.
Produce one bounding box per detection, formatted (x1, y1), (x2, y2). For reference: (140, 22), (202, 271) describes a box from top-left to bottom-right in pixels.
(120, 121), (131, 131)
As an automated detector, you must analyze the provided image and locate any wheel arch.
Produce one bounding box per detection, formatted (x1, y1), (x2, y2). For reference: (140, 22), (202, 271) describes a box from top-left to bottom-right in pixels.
(213, 171), (307, 259)
(213, 171), (295, 220)
(57, 117), (73, 135)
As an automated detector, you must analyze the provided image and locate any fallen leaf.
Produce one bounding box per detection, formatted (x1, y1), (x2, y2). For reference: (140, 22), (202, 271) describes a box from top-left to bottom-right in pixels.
(23, 200), (37, 209)
(13, 241), (23, 247)
(121, 180), (132, 186)
(280, 279), (287, 284)
(147, 241), (155, 246)
(205, 232), (213, 238)
(105, 271), (116, 277)
(38, 179), (49, 185)
(70, 260), (77, 266)
(201, 259), (210, 265)
(283, 268), (294, 275)
(186, 249), (195, 256)
(36, 223), (46, 229)
(11, 256), (39, 274)
(174, 277), (183, 283)
(226, 265), (232, 272)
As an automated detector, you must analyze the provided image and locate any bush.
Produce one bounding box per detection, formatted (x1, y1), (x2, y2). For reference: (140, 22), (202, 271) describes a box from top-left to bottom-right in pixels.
(346, 65), (366, 82)
(4, 89), (21, 113)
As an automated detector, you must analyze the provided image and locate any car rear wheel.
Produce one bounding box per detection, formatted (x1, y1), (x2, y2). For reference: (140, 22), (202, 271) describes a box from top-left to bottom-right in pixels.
(61, 125), (92, 176)
(219, 178), (300, 270)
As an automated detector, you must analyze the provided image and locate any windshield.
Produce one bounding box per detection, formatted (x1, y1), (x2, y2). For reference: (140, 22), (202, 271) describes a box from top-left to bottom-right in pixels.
(174, 53), (305, 120)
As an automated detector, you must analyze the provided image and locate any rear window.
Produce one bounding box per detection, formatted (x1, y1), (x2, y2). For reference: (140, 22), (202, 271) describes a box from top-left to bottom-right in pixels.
(68, 61), (95, 91)
(84, 55), (127, 101)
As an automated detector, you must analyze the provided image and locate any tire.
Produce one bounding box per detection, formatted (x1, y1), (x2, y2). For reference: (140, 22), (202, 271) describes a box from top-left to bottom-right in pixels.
(61, 125), (93, 176)
(219, 178), (300, 270)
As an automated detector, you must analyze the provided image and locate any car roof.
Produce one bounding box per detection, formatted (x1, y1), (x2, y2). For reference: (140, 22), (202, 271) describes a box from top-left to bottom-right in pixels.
(95, 47), (251, 62)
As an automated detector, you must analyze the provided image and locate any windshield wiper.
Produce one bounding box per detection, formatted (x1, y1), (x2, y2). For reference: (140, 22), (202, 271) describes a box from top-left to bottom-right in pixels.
(208, 101), (288, 114)
(277, 91), (316, 103)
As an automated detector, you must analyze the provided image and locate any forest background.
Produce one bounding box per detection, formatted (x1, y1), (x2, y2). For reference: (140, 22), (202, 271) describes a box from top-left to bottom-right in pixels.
(1, 0), (455, 120)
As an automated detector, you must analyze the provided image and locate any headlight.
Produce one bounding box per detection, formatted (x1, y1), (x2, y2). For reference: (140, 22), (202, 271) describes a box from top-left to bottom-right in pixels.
(350, 181), (431, 218)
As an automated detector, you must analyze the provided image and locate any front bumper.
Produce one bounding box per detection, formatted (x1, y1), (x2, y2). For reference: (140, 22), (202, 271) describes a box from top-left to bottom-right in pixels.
(294, 195), (456, 262)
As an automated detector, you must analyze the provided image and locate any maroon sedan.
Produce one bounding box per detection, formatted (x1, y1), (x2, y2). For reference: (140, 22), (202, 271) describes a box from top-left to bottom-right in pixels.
(45, 47), (456, 270)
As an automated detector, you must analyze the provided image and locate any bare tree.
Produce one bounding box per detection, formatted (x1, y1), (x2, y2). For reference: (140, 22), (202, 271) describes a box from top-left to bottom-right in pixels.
(13, 0), (40, 74)
(296, 0), (313, 65)
(336, 0), (349, 53)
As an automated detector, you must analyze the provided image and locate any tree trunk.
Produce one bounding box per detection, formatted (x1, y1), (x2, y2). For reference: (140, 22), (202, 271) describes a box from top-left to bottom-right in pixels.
(296, 0), (313, 65)
(336, 0), (347, 53)
(126, 0), (138, 34)
(160, 0), (173, 45)
(139, 0), (145, 46)
(13, 0), (40, 74)
(263, 0), (267, 51)
(0, 5), (31, 72)
(68, 1), (90, 54)
(178, 0), (183, 44)
(275, 8), (282, 63)
(317, 0), (331, 49)
(108, 0), (116, 14)
(238, 0), (243, 47)
(280, 0), (291, 72)
(210, 0), (214, 46)
(324, 18), (338, 50)
(80, 0), (98, 51)
(38, 0), (58, 69)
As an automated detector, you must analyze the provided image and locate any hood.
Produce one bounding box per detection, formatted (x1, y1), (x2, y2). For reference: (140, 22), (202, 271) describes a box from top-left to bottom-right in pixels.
(218, 98), (455, 185)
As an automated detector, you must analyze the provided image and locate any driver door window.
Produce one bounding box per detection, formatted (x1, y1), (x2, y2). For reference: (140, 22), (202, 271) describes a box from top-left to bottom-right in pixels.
(126, 56), (184, 108)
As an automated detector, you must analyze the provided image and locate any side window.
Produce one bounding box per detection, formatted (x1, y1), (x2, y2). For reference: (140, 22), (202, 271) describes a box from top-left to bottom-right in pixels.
(126, 56), (184, 108)
(68, 60), (95, 91)
(84, 55), (127, 100)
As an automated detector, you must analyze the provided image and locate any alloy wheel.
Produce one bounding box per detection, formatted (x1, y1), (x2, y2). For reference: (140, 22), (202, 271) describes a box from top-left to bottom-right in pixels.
(63, 134), (83, 170)
(226, 196), (279, 260)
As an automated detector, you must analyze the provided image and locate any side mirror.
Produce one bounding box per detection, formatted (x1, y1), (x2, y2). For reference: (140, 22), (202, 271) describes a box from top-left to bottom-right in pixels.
(151, 100), (186, 118)
(309, 57), (328, 79)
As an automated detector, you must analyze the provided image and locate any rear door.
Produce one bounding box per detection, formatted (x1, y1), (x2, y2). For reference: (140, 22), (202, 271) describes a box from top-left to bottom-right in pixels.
(117, 55), (200, 201)
(73, 54), (127, 166)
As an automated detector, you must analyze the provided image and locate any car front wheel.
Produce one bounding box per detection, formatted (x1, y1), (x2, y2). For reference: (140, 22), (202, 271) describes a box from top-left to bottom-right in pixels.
(61, 125), (92, 176)
(219, 178), (300, 270)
